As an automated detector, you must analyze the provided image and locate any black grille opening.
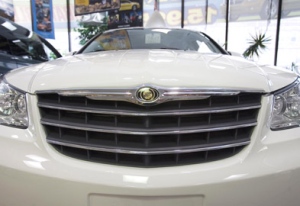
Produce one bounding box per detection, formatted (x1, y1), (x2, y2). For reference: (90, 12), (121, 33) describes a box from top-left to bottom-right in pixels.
(211, 95), (238, 106)
(118, 134), (146, 147)
(119, 153), (146, 166)
(45, 125), (60, 137)
(239, 93), (261, 104)
(210, 112), (238, 125)
(150, 154), (177, 167)
(151, 116), (179, 128)
(180, 133), (208, 146)
(207, 147), (235, 161)
(38, 93), (59, 103)
(239, 109), (259, 121)
(90, 150), (117, 164)
(88, 113), (115, 127)
(237, 127), (254, 139)
(89, 132), (116, 146)
(61, 145), (88, 160)
(88, 99), (117, 109)
(60, 110), (86, 124)
(60, 96), (86, 105)
(40, 108), (59, 120)
(180, 98), (210, 109)
(209, 129), (236, 144)
(178, 151), (206, 164)
(117, 116), (146, 128)
(60, 128), (86, 143)
(150, 135), (179, 148)
(180, 114), (209, 127)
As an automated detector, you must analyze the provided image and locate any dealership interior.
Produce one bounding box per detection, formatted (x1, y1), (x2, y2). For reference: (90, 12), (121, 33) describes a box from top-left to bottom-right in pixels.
(2, 0), (300, 205)
(1, 0), (299, 70)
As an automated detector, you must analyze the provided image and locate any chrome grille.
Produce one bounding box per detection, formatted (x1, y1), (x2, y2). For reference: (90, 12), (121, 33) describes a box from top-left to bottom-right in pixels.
(37, 89), (262, 167)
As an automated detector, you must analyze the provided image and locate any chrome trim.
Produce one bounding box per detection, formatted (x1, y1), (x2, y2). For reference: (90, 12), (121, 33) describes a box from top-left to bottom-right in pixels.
(37, 85), (265, 105)
(38, 102), (261, 116)
(40, 120), (257, 135)
(60, 89), (212, 106)
(47, 139), (250, 155)
(136, 87), (160, 103)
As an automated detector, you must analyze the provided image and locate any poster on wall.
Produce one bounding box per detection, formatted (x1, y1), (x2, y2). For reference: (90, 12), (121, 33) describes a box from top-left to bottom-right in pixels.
(31, 0), (55, 39)
(108, 0), (143, 29)
(75, 0), (121, 16)
(0, 0), (14, 21)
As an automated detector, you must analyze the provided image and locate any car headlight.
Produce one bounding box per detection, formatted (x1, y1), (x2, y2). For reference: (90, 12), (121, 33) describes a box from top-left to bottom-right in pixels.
(271, 79), (300, 130)
(0, 80), (28, 128)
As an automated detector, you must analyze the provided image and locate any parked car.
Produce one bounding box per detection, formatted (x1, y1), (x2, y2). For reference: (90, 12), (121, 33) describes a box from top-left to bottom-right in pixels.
(221, 0), (300, 20)
(0, 16), (61, 76)
(1, 11), (300, 206)
(119, 0), (140, 11)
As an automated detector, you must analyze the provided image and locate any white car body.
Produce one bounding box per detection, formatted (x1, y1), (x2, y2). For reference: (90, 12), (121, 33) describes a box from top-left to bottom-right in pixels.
(1, 26), (300, 206)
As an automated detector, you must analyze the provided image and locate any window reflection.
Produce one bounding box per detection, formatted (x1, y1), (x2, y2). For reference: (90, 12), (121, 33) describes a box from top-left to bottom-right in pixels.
(81, 28), (224, 54)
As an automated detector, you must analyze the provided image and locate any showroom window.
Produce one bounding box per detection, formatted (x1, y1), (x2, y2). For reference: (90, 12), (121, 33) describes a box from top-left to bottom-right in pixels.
(277, 1), (300, 69)
(184, 0), (226, 48)
(11, 0), (300, 69)
(226, 0), (278, 64)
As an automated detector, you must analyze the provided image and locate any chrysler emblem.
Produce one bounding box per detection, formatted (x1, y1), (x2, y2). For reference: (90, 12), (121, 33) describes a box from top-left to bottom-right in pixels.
(137, 87), (159, 102)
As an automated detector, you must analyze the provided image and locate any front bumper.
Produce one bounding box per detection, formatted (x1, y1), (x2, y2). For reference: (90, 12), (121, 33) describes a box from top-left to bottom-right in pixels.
(1, 96), (300, 206)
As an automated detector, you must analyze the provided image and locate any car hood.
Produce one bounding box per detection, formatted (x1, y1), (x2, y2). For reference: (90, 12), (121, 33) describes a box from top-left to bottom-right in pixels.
(5, 50), (298, 93)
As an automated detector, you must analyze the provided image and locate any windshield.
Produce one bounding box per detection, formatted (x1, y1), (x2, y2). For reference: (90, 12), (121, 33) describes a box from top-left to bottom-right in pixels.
(79, 28), (225, 54)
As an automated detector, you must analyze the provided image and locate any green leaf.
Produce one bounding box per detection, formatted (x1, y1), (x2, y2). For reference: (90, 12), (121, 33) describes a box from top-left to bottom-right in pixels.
(243, 32), (271, 60)
(74, 16), (108, 45)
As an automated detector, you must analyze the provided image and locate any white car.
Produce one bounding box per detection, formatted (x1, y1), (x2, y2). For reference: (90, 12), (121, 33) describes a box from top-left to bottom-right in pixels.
(1, 13), (300, 206)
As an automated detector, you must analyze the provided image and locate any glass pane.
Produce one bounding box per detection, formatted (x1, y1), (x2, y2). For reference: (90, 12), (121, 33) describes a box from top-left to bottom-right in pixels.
(45, 0), (69, 55)
(184, 0), (226, 48)
(277, 0), (300, 70)
(70, 0), (83, 53)
(227, 0), (277, 64)
(143, 0), (182, 28)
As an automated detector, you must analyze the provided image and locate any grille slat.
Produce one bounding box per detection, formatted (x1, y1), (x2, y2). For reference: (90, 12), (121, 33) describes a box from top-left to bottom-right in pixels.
(38, 91), (262, 167)
(41, 118), (257, 135)
(46, 126), (253, 148)
(47, 138), (250, 155)
(38, 102), (261, 116)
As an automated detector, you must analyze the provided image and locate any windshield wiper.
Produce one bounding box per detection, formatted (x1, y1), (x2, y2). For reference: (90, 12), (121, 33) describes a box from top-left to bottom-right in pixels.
(92, 49), (105, 52)
(159, 47), (181, 50)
